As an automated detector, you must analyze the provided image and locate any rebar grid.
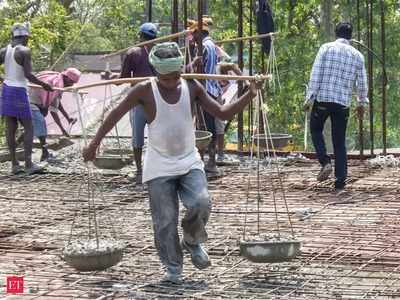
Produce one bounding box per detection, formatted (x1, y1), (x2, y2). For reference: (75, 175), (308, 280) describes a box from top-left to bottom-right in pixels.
(1, 161), (400, 299)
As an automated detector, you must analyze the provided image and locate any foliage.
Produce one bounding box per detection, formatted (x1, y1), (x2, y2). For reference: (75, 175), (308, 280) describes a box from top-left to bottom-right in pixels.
(0, 0), (399, 149)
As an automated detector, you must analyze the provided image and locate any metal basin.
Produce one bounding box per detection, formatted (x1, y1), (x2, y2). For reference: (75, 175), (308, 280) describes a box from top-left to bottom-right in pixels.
(252, 133), (293, 150)
(103, 148), (133, 156)
(93, 155), (132, 170)
(63, 248), (123, 272)
(240, 239), (301, 263)
(195, 130), (213, 151)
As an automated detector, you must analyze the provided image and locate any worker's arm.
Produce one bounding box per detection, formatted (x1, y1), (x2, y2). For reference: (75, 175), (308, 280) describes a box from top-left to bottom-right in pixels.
(0, 48), (6, 82)
(82, 82), (147, 161)
(19, 47), (53, 91)
(193, 79), (260, 120)
(50, 111), (69, 136)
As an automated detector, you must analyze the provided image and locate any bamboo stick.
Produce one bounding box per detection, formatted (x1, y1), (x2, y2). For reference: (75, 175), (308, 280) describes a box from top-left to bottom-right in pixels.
(215, 32), (277, 45)
(28, 74), (270, 92)
(28, 84), (89, 94)
(63, 74), (271, 91)
(103, 30), (190, 59)
(182, 73), (271, 81)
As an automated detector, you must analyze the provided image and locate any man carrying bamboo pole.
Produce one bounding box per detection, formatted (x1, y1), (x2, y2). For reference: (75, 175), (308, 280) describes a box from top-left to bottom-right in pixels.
(83, 42), (261, 284)
(0, 23), (53, 175)
(188, 17), (223, 177)
(304, 22), (368, 192)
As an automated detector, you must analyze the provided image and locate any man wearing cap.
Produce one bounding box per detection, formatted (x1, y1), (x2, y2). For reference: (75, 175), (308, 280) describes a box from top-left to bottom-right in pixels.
(106, 22), (158, 185)
(0, 23), (53, 175)
(19, 68), (81, 161)
(188, 17), (223, 177)
(83, 42), (262, 284)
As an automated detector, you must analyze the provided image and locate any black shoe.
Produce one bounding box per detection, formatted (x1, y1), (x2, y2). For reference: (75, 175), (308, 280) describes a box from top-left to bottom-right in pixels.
(181, 240), (211, 270)
(317, 163), (332, 182)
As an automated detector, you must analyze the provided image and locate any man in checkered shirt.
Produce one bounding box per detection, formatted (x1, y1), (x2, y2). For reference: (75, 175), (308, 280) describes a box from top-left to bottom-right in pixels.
(304, 22), (368, 192)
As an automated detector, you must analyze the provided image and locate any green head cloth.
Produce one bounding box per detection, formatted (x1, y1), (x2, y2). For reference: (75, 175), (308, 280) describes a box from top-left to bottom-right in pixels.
(149, 42), (184, 75)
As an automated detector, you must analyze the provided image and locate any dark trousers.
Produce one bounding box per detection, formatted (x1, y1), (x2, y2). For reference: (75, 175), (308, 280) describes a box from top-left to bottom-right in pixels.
(310, 101), (349, 189)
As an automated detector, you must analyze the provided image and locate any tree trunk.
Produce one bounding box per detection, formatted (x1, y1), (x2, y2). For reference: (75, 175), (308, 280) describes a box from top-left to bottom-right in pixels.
(321, 0), (334, 42)
(288, 0), (297, 30)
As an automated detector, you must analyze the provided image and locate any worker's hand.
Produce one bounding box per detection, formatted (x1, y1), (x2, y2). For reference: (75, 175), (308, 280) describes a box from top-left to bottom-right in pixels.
(42, 82), (53, 92)
(82, 141), (98, 162)
(103, 70), (113, 80)
(192, 56), (203, 71)
(356, 105), (365, 120)
(249, 78), (263, 95)
(219, 63), (236, 74)
(303, 99), (313, 112)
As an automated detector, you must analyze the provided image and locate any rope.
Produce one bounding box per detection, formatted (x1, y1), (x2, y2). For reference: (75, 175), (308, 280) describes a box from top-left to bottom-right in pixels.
(259, 90), (295, 239)
(66, 89), (125, 249)
(242, 84), (296, 241)
(267, 36), (281, 91)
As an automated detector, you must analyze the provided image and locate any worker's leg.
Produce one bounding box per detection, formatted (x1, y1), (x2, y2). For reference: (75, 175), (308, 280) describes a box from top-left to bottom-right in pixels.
(204, 111), (217, 172)
(147, 175), (183, 276)
(19, 117), (34, 169)
(31, 109), (49, 161)
(179, 169), (211, 269)
(215, 118), (226, 161)
(5, 116), (19, 167)
(310, 102), (332, 182)
(330, 104), (349, 189)
(132, 105), (147, 184)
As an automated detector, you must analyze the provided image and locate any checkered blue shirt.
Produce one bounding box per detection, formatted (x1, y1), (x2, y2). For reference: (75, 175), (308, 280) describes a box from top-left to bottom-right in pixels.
(203, 37), (222, 98)
(306, 39), (368, 107)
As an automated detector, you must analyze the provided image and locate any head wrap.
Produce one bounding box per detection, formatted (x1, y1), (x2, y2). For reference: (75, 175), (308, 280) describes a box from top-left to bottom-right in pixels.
(11, 23), (30, 37)
(187, 17), (213, 32)
(140, 22), (158, 39)
(149, 42), (184, 75)
(62, 67), (81, 83)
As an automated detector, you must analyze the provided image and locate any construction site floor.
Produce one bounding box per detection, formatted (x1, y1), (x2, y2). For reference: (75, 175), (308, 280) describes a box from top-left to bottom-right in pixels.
(1, 144), (400, 299)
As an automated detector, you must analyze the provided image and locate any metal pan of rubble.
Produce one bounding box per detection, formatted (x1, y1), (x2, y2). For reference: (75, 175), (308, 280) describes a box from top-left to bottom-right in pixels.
(196, 130), (213, 151)
(239, 239), (301, 263)
(62, 239), (125, 271)
(93, 155), (132, 170)
(252, 133), (293, 150)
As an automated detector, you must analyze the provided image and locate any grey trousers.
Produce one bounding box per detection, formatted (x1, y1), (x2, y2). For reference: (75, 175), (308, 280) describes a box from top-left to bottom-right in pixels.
(147, 169), (211, 274)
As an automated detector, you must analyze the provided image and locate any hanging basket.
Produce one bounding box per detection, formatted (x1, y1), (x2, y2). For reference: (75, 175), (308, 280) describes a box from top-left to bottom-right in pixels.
(240, 239), (301, 263)
(103, 148), (133, 156)
(62, 239), (125, 271)
(93, 155), (132, 170)
(251, 133), (292, 150)
(62, 170), (126, 272)
(195, 130), (213, 151)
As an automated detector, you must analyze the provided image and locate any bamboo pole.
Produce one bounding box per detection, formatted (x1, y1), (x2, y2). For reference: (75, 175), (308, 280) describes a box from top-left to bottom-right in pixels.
(31, 74), (270, 92)
(28, 84), (89, 94)
(103, 30), (190, 59)
(215, 32), (278, 45)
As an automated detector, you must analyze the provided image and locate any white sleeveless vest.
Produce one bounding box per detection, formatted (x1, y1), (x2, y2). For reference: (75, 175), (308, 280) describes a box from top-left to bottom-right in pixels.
(142, 78), (204, 183)
(4, 45), (28, 88)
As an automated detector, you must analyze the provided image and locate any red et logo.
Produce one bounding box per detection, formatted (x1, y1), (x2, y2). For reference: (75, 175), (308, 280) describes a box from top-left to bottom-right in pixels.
(6, 276), (24, 294)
